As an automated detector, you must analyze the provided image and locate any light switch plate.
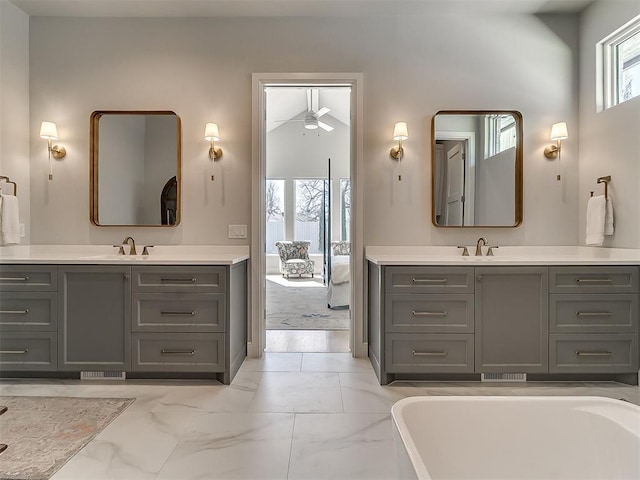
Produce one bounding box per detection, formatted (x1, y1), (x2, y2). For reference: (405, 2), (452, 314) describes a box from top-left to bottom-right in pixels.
(228, 224), (247, 239)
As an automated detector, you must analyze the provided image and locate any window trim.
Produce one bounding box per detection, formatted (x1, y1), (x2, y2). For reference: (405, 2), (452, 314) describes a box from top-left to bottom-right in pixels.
(599, 14), (640, 111)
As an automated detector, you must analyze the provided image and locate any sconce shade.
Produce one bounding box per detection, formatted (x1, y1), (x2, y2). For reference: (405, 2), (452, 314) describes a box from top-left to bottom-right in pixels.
(39, 121), (58, 140)
(550, 122), (568, 141)
(204, 123), (220, 141)
(393, 122), (408, 141)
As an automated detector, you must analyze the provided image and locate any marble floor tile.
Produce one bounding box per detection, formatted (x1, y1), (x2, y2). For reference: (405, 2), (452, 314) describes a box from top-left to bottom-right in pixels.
(249, 372), (343, 413)
(288, 413), (398, 480)
(239, 352), (303, 372)
(151, 370), (262, 414)
(301, 352), (372, 373)
(155, 413), (294, 480)
(340, 372), (429, 413)
(52, 405), (185, 480)
(266, 329), (350, 353)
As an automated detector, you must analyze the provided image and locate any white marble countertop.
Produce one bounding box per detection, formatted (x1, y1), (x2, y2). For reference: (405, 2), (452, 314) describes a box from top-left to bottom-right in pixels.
(365, 246), (640, 266)
(0, 245), (250, 265)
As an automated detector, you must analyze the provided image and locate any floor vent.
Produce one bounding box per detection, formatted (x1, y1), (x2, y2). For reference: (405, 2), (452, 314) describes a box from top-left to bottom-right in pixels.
(481, 373), (526, 382)
(80, 371), (126, 381)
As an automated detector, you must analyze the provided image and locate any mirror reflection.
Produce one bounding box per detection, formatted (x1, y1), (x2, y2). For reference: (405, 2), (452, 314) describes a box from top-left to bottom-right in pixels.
(90, 111), (181, 226)
(432, 110), (522, 227)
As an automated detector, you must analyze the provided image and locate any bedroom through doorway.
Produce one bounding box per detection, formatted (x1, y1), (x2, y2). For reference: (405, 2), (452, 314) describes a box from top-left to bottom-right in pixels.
(264, 85), (352, 353)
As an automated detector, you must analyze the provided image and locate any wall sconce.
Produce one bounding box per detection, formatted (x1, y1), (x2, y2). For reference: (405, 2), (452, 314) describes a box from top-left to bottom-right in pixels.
(204, 123), (222, 160)
(39, 121), (66, 180)
(390, 122), (408, 160)
(543, 121), (568, 181)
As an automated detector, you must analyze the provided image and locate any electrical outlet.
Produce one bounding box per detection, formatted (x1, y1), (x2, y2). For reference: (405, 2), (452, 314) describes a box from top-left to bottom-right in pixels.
(19, 224), (25, 237)
(228, 224), (247, 239)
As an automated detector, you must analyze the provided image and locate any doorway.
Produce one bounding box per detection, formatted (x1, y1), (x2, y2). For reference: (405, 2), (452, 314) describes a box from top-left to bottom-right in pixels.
(264, 86), (351, 352)
(250, 73), (365, 358)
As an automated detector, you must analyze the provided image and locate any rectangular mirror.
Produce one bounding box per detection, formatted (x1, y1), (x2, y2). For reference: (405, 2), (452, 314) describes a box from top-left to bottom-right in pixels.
(432, 110), (523, 227)
(90, 110), (181, 226)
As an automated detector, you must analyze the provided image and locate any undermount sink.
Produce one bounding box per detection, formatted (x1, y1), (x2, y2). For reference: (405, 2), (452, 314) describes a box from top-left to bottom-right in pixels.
(80, 254), (148, 261)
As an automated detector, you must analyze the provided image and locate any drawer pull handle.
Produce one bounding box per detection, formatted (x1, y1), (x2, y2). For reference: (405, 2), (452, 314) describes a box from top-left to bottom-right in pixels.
(412, 350), (447, 357)
(161, 349), (196, 355)
(576, 278), (613, 284)
(412, 278), (448, 284)
(576, 311), (612, 317)
(575, 351), (612, 357)
(160, 311), (196, 316)
(0, 309), (29, 315)
(0, 276), (30, 282)
(160, 278), (197, 283)
(0, 349), (28, 355)
(412, 310), (447, 317)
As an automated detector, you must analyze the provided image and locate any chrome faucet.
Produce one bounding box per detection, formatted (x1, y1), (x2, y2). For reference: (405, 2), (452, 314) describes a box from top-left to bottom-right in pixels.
(122, 236), (137, 255)
(475, 237), (487, 256)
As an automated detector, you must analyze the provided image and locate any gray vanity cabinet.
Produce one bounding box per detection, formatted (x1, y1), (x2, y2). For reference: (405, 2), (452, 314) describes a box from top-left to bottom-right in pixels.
(58, 266), (131, 371)
(549, 266), (639, 374)
(130, 263), (247, 384)
(0, 265), (58, 371)
(475, 267), (549, 373)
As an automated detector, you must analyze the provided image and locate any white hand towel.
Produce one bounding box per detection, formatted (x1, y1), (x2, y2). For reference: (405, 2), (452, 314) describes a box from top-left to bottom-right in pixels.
(605, 197), (614, 236)
(0, 194), (20, 245)
(586, 195), (606, 246)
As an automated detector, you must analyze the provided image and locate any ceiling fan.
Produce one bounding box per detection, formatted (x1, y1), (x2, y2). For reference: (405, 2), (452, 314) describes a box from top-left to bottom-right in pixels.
(277, 88), (334, 132)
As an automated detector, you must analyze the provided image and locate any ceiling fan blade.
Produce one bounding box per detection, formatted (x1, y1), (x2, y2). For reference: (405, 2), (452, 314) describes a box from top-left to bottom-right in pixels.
(318, 121), (334, 132)
(311, 88), (319, 113)
(316, 107), (330, 118)
(275, 119), (304, 123)
(306, 89), (312, 112)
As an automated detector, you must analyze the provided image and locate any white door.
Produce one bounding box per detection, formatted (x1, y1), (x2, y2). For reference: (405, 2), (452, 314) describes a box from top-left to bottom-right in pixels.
(445, 142), (465, 226)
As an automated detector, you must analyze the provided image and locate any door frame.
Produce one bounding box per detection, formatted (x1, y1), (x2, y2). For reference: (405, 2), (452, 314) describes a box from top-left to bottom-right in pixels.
(436, 131), (475, 226)
(250, 73), (365, 358)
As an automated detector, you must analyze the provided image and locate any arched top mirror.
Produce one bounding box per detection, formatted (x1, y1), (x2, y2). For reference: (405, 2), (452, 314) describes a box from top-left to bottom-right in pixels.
(90, 110), (181, 227)
(431, 110), (523, 228)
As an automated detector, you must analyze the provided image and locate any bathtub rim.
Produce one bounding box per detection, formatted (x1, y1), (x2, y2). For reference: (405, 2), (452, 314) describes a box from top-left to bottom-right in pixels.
(391, 395), (640, 480)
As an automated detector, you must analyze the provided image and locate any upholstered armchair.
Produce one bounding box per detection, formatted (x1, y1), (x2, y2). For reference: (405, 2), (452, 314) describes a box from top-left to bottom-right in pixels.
(330, 241), (351, 256)
(274, 241), (315, 278)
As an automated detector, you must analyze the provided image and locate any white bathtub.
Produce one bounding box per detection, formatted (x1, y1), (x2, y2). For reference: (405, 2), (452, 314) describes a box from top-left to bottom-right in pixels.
(391, 396), (640, 479)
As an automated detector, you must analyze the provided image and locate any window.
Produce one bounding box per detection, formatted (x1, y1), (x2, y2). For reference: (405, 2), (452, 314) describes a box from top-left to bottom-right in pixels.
(600, 14), (640, 109)
(340, 179), (351, 241)
(295, 179), (327, 254)
(265, 179), (285, 254)
(485, 114), (516, 157)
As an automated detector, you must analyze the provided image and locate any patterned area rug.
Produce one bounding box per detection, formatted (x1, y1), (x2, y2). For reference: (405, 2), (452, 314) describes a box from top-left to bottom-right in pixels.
(266, 276), (350, 330)
(0, 396), (133, 480)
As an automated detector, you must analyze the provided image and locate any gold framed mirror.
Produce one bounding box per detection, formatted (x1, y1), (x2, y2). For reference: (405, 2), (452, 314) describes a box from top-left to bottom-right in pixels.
(431, 110), (523, 228)
(90, 110), (181, 227)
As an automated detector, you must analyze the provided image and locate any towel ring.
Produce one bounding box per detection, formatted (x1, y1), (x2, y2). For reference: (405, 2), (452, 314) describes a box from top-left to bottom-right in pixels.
(0, 176), (17, 195)
(597, 175), (611, 199)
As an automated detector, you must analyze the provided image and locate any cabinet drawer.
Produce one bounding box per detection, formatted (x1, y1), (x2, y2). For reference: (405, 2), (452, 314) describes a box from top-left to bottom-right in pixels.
(385, 267), (474, 294)
(549, 266), (638, 294)
(550, 294), (638, 333)
(0, 266), (57, 291)
(549, 334), (638, 373)
(385, 334), (474, 373)
(132, 293), (225, 332)
(132, 266), (226, 293)
(0, 292), (57, 331)
(0, 332), (57, 371)
(131, 333), (224, 372)
(385, 294), (474, 333)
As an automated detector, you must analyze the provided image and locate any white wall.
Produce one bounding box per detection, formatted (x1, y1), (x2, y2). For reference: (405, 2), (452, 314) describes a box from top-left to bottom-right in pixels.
(25, 13), (580, 246)
(579, 1), (640, 248)
(0, 0), (29, 242)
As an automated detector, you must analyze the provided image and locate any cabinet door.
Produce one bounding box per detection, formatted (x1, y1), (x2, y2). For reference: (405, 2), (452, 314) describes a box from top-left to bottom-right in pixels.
(58, 266), (131, 371)
(475, 267), (548, 373)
